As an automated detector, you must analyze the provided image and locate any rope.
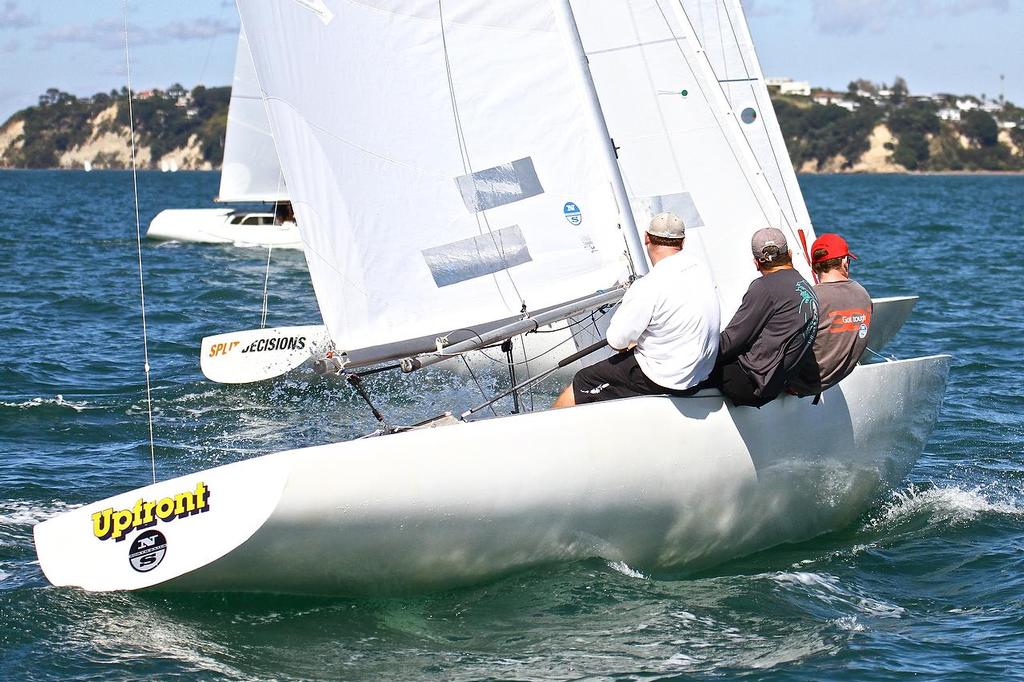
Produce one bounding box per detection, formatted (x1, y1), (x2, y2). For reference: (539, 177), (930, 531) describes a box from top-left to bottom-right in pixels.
(436, 0), (525, 310)
(863, 346), (896, 363)
(260, 246), (273, 328)
(461, 355), (499, 417)
(123, 0), (157, 484)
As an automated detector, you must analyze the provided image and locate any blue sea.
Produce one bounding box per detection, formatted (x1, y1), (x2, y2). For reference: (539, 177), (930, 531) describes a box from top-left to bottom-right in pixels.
(1, 170), (1022, 679)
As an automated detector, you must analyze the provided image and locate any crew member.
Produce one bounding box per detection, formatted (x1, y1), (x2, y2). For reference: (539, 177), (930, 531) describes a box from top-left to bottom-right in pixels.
(552, 212), (720, 408)
(705, 227), (819, 407)
(787, 233), (872, 396)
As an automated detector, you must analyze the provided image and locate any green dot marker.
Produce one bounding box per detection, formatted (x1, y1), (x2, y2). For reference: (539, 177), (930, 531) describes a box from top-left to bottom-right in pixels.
(680, 89), (689, 97)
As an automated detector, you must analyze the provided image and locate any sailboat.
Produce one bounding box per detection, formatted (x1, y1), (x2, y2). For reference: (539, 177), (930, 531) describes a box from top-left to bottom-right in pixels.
(34, 0), (948, 595)
(146, 29), (302, 249)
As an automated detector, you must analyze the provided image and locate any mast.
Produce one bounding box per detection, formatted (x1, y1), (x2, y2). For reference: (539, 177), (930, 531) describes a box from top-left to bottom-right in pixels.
(553, 0), (649, 278)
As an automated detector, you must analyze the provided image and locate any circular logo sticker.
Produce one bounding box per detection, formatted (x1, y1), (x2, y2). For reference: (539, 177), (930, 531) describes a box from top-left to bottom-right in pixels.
(858, 323), (868, 339)
(128, 530), (167, 573)
(563, 201), (582, 226)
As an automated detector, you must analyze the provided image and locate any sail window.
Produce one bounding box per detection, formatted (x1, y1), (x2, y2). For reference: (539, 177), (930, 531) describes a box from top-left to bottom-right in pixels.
(454, 158), (544, 213)
(635, 193), (705, 230)
(422, 225), (532, 288)
(741, 107), (758, 124)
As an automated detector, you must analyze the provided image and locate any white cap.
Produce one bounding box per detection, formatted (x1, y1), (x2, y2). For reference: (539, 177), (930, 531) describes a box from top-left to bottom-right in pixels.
(648, 212), (685, 239)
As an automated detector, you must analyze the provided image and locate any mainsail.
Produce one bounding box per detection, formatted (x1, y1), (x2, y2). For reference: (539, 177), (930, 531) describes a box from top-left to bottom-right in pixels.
(236, 1), (633, 352)
(570, 0), (814, 321)
(217, 29), (288, 203)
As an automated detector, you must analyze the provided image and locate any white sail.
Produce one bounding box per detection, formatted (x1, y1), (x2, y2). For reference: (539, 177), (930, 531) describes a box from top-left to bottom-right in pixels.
(218, 29), (288, 203)
(236, 1), (630, 351)
(569, 0), (814, 321)
(681, 0), (815, 250)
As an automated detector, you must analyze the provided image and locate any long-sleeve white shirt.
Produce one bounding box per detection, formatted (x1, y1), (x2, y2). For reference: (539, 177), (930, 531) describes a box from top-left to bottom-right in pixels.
(606, 250), (720, 390)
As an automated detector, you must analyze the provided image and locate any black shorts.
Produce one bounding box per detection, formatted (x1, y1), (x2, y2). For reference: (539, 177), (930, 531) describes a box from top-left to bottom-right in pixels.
(572, 350), (698, 404)
(699, 359), (773, 408)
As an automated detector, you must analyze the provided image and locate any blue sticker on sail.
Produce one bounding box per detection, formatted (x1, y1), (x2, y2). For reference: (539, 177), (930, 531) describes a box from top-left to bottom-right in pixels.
(563, 202), (582, 226)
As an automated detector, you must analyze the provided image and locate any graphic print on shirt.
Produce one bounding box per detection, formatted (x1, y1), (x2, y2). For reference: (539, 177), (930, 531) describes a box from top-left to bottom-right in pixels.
(795, 280), (820, 347)
(827, 307), (871, 338)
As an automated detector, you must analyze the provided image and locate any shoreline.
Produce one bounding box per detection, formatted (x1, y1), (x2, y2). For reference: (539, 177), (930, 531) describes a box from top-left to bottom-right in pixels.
(1, 167), (1023, 176)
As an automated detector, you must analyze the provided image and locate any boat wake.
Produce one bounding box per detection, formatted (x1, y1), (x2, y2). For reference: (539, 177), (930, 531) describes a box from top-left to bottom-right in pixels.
(865, 483), (1024, 531)
(0, 395), (90, 412)
(767, 571), (905, 619)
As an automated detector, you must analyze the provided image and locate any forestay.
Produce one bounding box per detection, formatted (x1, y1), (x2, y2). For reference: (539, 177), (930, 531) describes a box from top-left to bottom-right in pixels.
(217, 29), (288, 203)
(569, 0), (814, 322)
(236, 1), (630, 352)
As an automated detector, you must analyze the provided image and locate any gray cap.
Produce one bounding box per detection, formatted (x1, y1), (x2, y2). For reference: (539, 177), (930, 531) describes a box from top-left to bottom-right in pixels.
(751, 227), (788, 262)
(647, 212), (685, 239)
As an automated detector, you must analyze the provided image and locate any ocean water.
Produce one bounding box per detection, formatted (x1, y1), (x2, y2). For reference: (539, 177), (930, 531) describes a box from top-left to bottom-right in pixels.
(1, 170), (1022, 679)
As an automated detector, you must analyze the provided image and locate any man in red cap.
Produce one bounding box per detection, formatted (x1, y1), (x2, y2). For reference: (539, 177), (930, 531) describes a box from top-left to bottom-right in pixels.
(787, 233), (873, 397)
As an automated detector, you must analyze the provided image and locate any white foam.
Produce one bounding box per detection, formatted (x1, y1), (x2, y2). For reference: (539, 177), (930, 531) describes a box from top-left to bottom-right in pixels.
(867, 484), (1024, 530)
(832, 616), (865, 632)
(606, 560), (648, 580)
(769, 571), (905, 618)
(0, 499), (77, 527)
(0, 395), (89, 412)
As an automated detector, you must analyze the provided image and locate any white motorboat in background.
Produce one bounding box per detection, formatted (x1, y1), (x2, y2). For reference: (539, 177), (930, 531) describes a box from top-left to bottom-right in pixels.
(146, 30), (300, 249)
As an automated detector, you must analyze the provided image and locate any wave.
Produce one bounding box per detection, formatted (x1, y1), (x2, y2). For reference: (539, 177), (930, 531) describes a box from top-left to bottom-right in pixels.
(0, 499), (77, 529)
(606, 560), (649, 580)
(768, 571), (905, 618)
(865, 484), (1024, 531)
(0, 395), (90, 412)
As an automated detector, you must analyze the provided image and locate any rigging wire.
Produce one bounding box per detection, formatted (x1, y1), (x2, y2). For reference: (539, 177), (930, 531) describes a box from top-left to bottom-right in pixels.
(461, 356), (499, 417)
(260, 245), (273, 328)
(122, 0), (158, 484)
(715, 0), (801, 225)
(654, 0), (801, 246)
(436, 0), (525, 311)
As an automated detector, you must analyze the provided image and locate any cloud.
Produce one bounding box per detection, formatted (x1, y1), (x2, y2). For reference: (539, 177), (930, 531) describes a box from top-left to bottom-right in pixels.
(811, 0), (1009, 34)
(162, 17), (237, 41)
(743, 0), (788, 18)
(37, 16), (237, 51)
(0, 1), (35, 29)
(0, 38), (18, 54)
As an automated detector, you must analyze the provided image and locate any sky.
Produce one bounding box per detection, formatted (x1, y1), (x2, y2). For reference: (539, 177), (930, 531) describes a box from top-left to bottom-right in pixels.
(0, 0), (1021, 123)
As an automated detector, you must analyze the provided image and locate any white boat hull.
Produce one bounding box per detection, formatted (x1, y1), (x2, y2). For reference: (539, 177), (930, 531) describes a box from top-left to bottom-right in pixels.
(35, 355), (949, 595)
(147, 208), (302, 249)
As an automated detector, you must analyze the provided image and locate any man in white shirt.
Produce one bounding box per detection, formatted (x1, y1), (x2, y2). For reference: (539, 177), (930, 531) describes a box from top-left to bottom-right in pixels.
(552, 212), (720, 408)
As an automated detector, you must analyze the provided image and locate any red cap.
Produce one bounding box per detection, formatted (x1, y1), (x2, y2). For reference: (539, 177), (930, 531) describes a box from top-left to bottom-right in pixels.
(810, 233), (857, 264)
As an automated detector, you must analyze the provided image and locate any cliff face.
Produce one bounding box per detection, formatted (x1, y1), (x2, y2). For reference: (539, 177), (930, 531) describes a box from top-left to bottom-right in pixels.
(0, 103), (214, 171)
(0, 86), (228, 170)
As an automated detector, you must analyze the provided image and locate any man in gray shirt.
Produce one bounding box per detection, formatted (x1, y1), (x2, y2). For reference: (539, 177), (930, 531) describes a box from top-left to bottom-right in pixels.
(703, 227), (819, 407)
(788, 233), (872, 397)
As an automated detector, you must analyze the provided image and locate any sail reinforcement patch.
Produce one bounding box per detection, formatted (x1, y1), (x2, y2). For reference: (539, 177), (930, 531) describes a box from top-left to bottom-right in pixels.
(638, 192), (705, 229)
(455, 158), (544, 213)
(422, 226), (532, 287)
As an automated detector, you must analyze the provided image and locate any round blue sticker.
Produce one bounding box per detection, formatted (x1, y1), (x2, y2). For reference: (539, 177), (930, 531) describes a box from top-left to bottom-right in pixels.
(563, 201), (582, 226)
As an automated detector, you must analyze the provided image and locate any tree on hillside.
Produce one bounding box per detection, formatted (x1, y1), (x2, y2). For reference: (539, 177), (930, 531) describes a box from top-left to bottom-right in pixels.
(887, 101), (940, 169)
(891, 77), (909, 106)
(962, 110), (999, 147)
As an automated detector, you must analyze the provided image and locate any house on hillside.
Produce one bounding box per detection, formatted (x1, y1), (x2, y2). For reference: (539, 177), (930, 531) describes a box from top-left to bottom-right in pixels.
(812, 90), (859, 111)
(766, 77), (810, 96)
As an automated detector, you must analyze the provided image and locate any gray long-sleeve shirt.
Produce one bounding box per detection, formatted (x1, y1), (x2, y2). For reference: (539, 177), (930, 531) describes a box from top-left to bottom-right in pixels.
(719, 268), (819, 400)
